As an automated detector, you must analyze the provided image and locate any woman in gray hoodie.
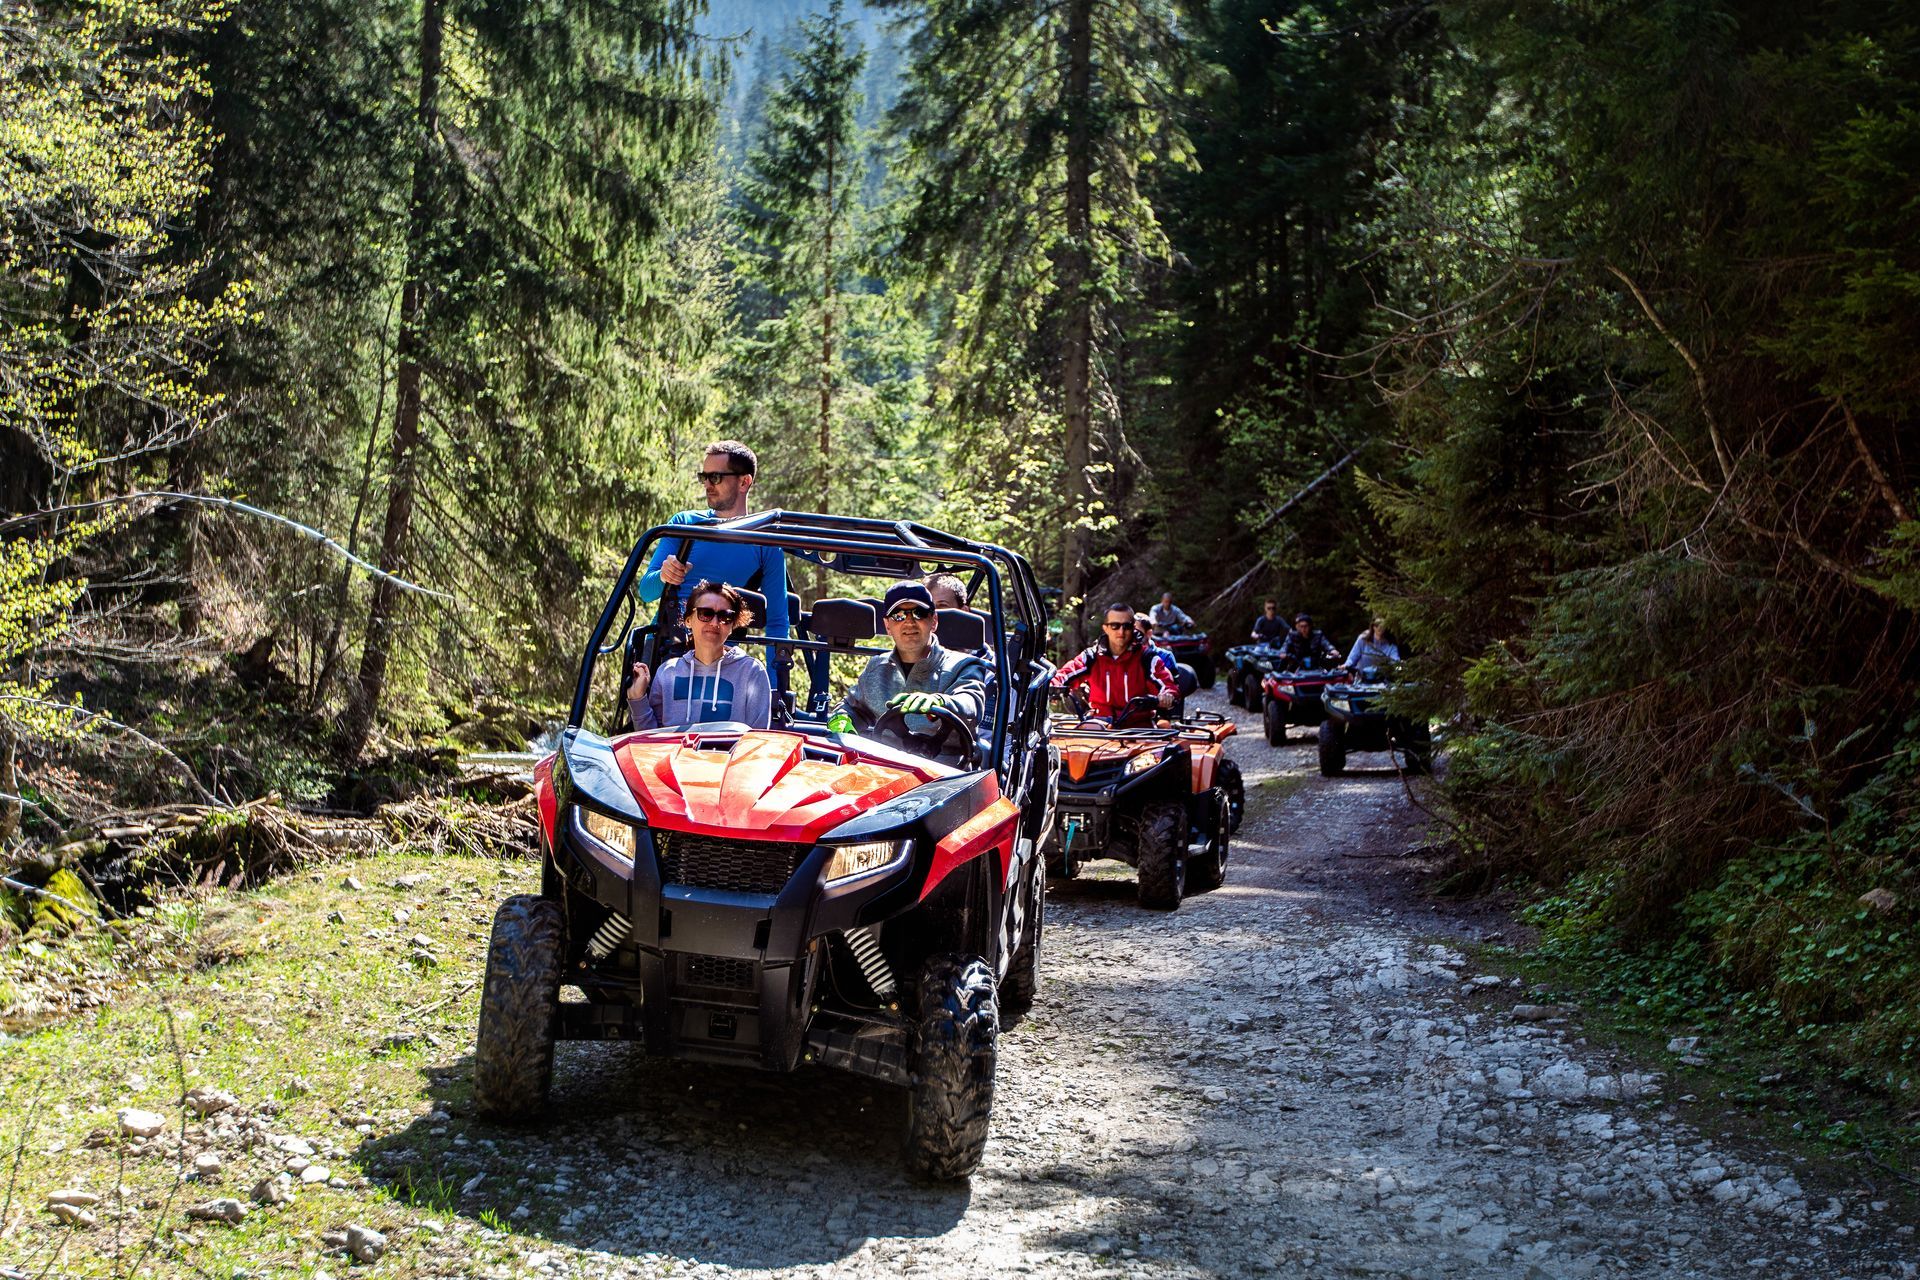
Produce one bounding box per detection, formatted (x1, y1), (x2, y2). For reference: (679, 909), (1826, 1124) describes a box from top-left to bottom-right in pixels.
(626, 581), (773, 730)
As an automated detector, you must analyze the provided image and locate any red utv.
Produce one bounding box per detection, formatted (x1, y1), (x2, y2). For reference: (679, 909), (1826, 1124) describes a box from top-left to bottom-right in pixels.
(477, 513), (1057, 1180)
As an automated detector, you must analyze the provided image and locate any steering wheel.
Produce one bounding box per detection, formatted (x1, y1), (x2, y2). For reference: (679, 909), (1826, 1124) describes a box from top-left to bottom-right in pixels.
(1047, 684), (1092, 719)
(866, 702), (983, 768)
(1112, 694), (1166, 730)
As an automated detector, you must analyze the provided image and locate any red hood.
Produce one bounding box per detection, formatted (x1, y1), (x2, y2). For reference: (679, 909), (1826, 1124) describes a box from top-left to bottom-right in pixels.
(612, 729), (956, 842)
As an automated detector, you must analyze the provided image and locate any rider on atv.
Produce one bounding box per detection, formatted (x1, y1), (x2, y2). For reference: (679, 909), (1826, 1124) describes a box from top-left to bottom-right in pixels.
(1280, 613), (1343, 670)
(1051, 602), (1180, 727)
(826, 582), (991, 760)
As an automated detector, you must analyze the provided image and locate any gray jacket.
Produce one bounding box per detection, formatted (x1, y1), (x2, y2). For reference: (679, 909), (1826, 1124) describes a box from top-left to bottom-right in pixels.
(836, 640), (991, 738)
(630, 647), (772, 730)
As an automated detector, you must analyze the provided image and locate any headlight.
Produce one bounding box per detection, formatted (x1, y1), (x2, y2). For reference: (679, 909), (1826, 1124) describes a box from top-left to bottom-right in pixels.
(1325, 694), (1350, 713)
(1275, 683), (1295, 696)
(824, 839), (908, 883)
(579, 808), (637, 861)
(1125, 750), (1164, 776)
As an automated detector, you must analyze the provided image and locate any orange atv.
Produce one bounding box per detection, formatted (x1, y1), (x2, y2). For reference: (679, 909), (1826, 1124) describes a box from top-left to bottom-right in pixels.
(1042, 693), (1245, 909)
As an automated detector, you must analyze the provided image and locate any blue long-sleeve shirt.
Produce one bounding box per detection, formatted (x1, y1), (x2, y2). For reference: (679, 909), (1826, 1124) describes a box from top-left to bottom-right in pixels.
(639, 510), (791, 637)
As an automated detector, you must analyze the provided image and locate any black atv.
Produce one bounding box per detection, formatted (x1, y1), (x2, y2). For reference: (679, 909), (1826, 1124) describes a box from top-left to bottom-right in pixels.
(477, 512), (1057, 1180)
(1222, 641), (1288, 711)
(1043, 693), (1243, 909)
(1157, 625), (1215, 689)
(1317, 666), (1434, 777)
(1260, 656), (1344, 745)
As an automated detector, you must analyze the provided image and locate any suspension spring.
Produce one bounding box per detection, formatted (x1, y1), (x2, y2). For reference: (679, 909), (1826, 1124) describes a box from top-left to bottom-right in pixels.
(842, 926), (897, 1000)
(585, 914), (631, 960)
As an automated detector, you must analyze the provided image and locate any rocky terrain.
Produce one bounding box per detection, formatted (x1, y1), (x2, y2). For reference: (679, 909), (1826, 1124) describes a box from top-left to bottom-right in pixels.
(7, 688), (1915, 1279)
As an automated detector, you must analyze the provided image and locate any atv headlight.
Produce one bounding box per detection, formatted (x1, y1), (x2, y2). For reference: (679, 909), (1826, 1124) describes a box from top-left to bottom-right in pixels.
(1275, 683), (1295, 697)
(1125, 750), (1164, 776)
(824, 839), (908, 884)
(1325, 694), (1350, 713)
(578, 808), (636, 862)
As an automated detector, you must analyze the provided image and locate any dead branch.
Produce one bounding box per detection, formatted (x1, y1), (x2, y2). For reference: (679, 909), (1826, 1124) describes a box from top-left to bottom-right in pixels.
(1605, 264), (1733, 484)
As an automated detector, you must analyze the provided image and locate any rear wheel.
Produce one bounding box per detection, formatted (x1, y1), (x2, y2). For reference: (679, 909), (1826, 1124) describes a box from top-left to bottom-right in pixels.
(1000, 859), (1042, 1022)
(1263, 697), (1287, 746)
(1399, 721), (1434, 775)
(1216, 757), (1245, 834)
(474, 895), (565, 1120)
(1134, 802), (1187, 910)
(904, 955), (998, 1181)
(1318, 720), (1347, 777)
(1188, 792), (1229, 894)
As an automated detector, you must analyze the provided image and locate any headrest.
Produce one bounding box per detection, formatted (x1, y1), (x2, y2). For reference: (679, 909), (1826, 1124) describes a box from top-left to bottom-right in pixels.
(807, 598), (878, 645)
(860, 597), (884, 622)
(786, 591), (802, 623)
(731, 588), (767, 630)
(935, 608), (988, 653)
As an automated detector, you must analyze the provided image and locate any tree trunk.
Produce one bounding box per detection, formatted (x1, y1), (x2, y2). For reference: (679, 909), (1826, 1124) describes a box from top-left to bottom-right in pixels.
(819, 120), (835, 517)
(342, 0), (444, 759)
(1058, 0), (1095, 654)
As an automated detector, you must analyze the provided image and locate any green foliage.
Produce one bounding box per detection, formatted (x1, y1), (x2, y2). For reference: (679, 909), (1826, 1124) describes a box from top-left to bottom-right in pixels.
(1524, 724), (1920, 1090)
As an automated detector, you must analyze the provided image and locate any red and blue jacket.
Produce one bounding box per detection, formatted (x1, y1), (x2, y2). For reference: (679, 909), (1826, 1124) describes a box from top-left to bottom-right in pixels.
(1050, 639), (1181, 719)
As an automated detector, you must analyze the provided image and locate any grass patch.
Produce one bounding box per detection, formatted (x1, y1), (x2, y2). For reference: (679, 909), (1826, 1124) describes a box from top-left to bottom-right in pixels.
(0, 850), (543, 1277)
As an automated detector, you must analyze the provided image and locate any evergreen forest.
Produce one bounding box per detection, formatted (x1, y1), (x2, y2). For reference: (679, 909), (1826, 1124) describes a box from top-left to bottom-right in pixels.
(5, 0), (1918, 1121)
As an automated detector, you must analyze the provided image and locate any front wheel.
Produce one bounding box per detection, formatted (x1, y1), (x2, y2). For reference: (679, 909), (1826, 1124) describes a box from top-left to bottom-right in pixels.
(904, 955), (998, 1181)
(1317, 720), (1347, 777)
(1241, 672), (1263, 711)
(1134, 801), (1187, 911)
(1193, 655), (1216, 689)
(473, 895), (566, 1120)
(1225, 669), (1246, 708)
(1263, 697), (1287, 746)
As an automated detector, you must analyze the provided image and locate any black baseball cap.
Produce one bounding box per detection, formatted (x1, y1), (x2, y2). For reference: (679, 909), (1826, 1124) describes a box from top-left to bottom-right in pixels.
(882, 582), (936, 614)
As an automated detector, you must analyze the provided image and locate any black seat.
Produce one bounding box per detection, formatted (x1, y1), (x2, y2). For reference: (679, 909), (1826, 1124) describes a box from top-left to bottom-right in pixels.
(936, 608), (989, 654)
(728, 588), (768, 644)
(860, 598), (885, 633)
(787, 591), (804, 631)
(808, 598), (878, 649)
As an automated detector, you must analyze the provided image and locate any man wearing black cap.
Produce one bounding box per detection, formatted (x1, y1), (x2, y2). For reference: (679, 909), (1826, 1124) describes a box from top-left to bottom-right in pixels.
(826, 582), (992, 756)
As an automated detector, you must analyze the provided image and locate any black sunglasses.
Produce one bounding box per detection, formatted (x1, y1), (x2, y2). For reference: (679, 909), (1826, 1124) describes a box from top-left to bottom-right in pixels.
(886, 606), (934, 621)
(695, 470), (742, 484)
(1102, 620), (1132, 630)
(692, 606), (738, 623)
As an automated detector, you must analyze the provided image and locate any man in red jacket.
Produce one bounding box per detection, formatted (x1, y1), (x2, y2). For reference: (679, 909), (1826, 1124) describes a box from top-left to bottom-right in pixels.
(1051, 603), (1180, 725)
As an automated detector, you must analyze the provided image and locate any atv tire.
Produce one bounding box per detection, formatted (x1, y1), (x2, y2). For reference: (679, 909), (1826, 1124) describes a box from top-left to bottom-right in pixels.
(1000, 860), (1043, 1022)
(474, 895), (565, 1120)
(1225, 669), (1245, 708)
(904, 954), (998, 1181)
(1241, 672), (1264, 712)
(1134, 801), (1187, 911)
(1263, 697), (1287, 746)
(1317, 721), (1347, 777)
(1188, 792), (1230, 894)
(1194, 655), (1216, 690)
(1216, 756), (1246, 834)
(1400, 722), (1434, 775)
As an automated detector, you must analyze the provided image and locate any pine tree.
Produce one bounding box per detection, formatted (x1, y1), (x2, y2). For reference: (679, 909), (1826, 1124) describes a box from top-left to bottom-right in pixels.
(881, 0), (1192, 648)
(341, 0), (719, 756)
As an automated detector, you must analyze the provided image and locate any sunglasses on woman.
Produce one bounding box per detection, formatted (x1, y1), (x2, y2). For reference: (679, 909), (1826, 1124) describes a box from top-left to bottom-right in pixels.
(692, 606), (739, 623)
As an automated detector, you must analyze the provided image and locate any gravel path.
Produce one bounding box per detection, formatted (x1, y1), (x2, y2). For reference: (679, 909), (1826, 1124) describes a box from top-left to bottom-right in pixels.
(403, 689), (1916, 1280)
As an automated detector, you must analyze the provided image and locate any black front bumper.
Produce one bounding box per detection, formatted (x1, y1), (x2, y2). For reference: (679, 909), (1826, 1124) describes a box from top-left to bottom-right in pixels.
(552, 812), (913, 1082)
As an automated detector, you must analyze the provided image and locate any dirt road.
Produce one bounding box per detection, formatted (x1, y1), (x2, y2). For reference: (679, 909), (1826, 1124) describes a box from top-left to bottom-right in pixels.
(400, 689), (1914, 1280)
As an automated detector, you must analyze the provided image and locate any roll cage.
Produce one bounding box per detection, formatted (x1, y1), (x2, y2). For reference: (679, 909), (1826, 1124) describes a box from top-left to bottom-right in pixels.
(568, 510), (1054, 774)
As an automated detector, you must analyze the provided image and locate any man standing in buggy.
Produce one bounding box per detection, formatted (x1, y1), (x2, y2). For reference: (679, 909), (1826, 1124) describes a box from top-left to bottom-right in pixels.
(640, 440), (791, 640)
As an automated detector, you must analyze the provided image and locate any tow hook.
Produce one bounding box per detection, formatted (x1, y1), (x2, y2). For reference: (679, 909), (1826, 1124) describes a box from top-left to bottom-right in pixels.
(1062, 813), (1084, 851)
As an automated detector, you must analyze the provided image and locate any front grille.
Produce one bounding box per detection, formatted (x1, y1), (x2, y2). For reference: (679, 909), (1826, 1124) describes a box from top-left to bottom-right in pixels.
(656, 831), (801, 894)
(685, 955), (756, 991)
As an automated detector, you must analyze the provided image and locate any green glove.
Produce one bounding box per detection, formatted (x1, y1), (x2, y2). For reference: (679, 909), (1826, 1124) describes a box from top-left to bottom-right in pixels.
(888, 691), (949, 715)
(826, 712), (855, 734)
